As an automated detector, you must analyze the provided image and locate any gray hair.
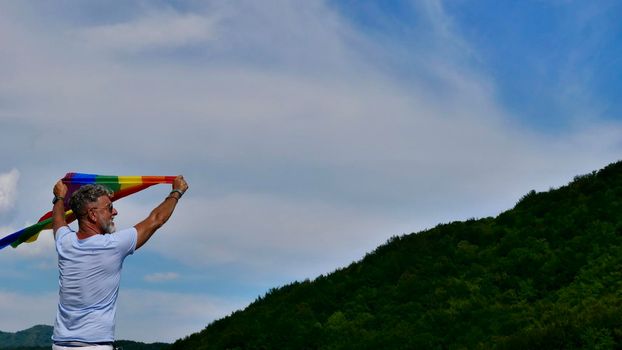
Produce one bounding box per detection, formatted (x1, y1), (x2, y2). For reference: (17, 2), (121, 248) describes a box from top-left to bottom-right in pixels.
(69, 184), (113, 217)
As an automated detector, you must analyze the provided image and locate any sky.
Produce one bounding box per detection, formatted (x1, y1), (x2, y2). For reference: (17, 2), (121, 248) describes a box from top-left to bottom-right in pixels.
(1, 0), (622, 343)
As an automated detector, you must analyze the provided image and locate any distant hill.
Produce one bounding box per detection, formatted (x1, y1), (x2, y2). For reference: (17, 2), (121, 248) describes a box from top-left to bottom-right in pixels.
(170, 160), (622, 349)
(0, 325), (51, 348)
(0, 325), (169, 350)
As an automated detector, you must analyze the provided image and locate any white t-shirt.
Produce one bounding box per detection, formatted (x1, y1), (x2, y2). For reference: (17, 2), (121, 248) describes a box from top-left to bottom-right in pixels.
(52, 225), (137, 343)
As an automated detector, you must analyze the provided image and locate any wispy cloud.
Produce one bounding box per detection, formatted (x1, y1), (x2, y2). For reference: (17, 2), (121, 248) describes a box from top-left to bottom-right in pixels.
(0, 169), (19, 213)
(0, 290), (56, 331)
(144, 272), (180, 283)
(116, 289), (248, 342)
(81, 11), (219, 54)
(0, 288), (247, 343)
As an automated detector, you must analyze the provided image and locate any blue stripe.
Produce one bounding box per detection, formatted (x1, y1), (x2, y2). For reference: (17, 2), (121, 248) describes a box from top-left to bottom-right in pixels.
(67, 173), (97, 184)
(0, 230), (24, 250)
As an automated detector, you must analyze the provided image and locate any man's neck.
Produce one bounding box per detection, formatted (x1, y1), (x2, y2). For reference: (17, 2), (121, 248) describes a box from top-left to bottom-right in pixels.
(76, 221), (102, 240)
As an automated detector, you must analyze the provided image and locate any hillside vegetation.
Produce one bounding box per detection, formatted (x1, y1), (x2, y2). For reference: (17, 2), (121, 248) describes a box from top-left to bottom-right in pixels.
(0, 325), (168, 350)
(0, 326), (51, 348)
(171, 161), (622, 349)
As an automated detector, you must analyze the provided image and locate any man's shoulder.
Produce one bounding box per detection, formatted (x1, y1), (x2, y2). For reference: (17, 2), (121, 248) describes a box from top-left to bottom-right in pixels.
(55, 225), (74, 239)
(115, 226), (137, 237)
(111, 227), (138, 255)
(118, 226), (137, 233)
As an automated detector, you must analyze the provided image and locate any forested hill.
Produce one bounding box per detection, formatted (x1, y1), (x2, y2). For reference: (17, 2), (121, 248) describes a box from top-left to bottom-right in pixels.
(171, 161), (622, 349)
(0, 325), (169, 349)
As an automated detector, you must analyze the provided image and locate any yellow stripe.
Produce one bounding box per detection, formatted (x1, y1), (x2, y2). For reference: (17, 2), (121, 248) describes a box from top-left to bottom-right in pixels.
(118, 176), (143, 190)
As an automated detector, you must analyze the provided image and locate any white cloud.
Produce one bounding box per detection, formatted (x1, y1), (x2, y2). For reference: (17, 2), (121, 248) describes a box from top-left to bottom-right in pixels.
(116, 289), (248, 343)
(11, 229), (57, 259)
(81, 11), (219, 54)
(0, 288), (247, 344)
(118, 194), (397, 283)
(144, 272), (179, 283)
(0, 290), (56, 331)
(0, 169), (19, 213)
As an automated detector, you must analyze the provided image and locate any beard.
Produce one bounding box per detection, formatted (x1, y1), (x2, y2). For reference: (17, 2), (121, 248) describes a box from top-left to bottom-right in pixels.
(100, 218), (116, 234)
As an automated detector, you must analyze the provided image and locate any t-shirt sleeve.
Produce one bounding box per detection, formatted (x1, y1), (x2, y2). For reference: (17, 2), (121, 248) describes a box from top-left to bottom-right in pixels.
(116, 227), (138, 258)
(55, 226), (71, 241)
(54, 226), (72, 253)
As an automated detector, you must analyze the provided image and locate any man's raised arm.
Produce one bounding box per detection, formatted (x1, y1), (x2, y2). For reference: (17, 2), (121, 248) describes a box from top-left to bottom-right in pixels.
(52, 180), (68, 236)
(134, 175), (188, 250)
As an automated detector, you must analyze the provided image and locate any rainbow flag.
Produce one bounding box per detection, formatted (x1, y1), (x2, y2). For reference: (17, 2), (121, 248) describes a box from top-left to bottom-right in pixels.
(0, 173), (175, 250)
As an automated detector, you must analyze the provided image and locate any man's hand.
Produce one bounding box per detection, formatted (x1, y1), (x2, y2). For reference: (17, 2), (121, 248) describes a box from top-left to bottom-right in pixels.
(172, 175), (188, 194)
(52, 180), (68, 235)
(54, 180), (68, 199)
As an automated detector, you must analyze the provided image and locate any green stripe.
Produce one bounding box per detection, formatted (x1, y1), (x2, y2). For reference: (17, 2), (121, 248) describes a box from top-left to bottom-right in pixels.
(95, 175), (121, 192)
(11, 219), (51, 248)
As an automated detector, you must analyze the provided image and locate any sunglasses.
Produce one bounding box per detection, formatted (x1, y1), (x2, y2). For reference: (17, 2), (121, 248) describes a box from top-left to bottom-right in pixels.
(91, 203), (114, 213)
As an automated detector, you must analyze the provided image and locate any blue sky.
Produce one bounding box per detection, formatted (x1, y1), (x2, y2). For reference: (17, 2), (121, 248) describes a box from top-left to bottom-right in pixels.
(1, 0), (622, 343)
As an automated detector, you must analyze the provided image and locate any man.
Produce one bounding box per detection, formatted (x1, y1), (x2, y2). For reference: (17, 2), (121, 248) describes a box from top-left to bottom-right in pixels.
(50, 175), (189, 350)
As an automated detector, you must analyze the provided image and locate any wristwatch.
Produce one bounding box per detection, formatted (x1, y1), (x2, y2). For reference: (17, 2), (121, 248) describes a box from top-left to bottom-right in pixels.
(52, 196), (64, 204)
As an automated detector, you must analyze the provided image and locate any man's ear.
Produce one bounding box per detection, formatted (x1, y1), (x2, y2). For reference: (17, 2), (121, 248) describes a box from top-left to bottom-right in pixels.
(87, 208), (96, 222)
